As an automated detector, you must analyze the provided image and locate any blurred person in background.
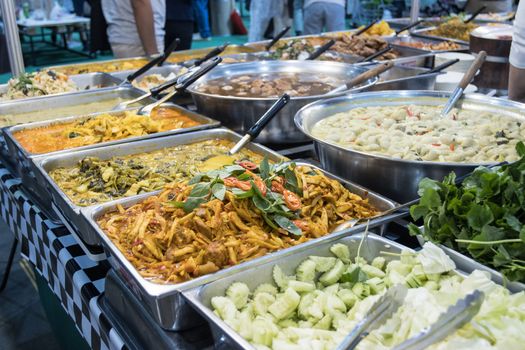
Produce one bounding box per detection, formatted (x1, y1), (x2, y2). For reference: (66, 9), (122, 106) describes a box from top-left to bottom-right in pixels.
(192, 0), (211, 40)
(303, 0), (345, 34)
(293, 0), (304, 36)
(509, 0), (524, 102)
(248, 0), (287, 42)
(165, 0), (194, 50)
(102, 0), (165, 58)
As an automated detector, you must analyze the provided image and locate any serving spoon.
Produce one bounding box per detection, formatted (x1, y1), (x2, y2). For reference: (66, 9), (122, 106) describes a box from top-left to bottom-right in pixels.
(417, 58), (459, 76)
(265, 26), (291, 51)
(353, 21), (377, 36)
(157, 37), (180, 66)
(136, 57), (222, 116)
(440, 50), (486, 117)
(229, 94), (291, 154)
(306, 39), (336, 60)
(464, 6), (487, 23)
(326, 60), (394, 95)
(394, 20), (423, 36)
(357, 45), (393, 63)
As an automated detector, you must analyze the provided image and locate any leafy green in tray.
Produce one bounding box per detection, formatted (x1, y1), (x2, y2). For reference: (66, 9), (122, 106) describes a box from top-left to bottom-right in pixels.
(409, 142), (525, 283)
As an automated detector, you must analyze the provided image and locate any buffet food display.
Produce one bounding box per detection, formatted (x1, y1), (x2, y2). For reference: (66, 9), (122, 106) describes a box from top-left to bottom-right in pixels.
(196, 72), (342, 97)
(1, 70), (77, 100)
(426, 18), (478, 42)
(2, 19), (524, 349)
(311, 104), (524, 162)
(49, 139), (263, 206)
(12, 107), (201, 154)
(96, 161), (378, 283)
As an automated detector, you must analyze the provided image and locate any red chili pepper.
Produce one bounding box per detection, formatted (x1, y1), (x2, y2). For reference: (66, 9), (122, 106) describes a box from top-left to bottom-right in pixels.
(432, 143), (441, 147)
(283, 189), (302, 211)
(253, 176), (267, 196)
(292, 219), (309, 232)
(405, 107), (413, 117)
(237, 161), (257, 171)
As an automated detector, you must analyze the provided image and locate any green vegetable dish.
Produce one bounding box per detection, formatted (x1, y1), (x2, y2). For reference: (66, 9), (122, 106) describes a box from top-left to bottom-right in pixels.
(211, 240), (525, 349)
(410, 142), (525, 283)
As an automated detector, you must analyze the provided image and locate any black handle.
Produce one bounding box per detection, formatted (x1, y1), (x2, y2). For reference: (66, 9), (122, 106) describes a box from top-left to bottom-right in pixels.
(265, 26), (291, 51)
(126, 54), (165, 83)
(465, 6), (486, 23)
(306, 39), (336, 60)
(395, 19), (423, 35)
(247, 94), (290, 138)
(359, 45), (392, 62)
(420, 59), (460, 75)
(179, 56), (222, 90)
(354, 20), (377, 36)
(158, 38), (180, 66)
(193, 43), (229, 66)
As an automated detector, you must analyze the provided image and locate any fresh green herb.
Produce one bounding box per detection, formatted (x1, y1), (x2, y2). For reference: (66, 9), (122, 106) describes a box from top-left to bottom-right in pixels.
(409, 142), (525, 282)
(177, 160), (303, 235)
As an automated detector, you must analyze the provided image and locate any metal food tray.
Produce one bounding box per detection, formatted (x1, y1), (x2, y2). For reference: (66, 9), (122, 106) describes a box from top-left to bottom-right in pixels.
(3, 103), (219, 216)
(335, 44), (435, 68)
(244, 34), (331, 51)
(47, 56), (152, 75)
(167, 45), (258, 63)
(415, 233), (525, 293)
(0, 72), (122, 97)
(32, 128), (274, 247)
(83, 159), (399, 330)
(411, 27), (469, 46)
(182, 233), (420, 349)
(386, 35), (469, 53)
(368, 65), (440, 91)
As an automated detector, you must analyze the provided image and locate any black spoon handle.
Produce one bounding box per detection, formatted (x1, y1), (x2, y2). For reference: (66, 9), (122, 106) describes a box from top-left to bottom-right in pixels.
(193, 43), (229, 67)
(354, 20), (377, 36)
(395, 19), (423, 35)
(126, 54), (165, 83)
(306, 40), (336, 60)
(247, 94), (290, 138)
(360, 45), (392, 62)
(265, 26), (291, 51)
(158, 38), (180, 66)
(465, 6), (486, 23)
(149, 56), (222, 96)
(420, 59), (460, 75)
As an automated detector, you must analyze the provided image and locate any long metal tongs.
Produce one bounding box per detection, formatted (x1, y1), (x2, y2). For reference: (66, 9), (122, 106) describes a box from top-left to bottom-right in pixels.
(393, 290), (484, 350)
(336, 285), (408, 350)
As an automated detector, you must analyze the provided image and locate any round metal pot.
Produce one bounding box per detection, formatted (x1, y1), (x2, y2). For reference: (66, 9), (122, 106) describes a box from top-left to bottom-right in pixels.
(186, 60), (377, 144)
(294, 90), (525, 203)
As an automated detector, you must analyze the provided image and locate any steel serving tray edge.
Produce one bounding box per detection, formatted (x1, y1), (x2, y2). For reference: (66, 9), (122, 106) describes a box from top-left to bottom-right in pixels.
(82, 160), (398, 330)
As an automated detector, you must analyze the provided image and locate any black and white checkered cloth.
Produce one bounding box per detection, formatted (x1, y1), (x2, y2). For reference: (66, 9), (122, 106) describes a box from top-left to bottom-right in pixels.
(0, 164), (127, 350)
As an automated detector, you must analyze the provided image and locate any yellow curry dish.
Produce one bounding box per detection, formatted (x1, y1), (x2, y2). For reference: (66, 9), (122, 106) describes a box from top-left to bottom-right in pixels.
(13, 107), (201, 155)
(97, 161), (378, 284)
(49, 139), (265, 206)
(427, 18), (478, 42)
(51, 59), (150, 75)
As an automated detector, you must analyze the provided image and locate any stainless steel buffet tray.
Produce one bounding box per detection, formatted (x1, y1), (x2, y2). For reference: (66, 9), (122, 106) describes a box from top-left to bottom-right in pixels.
(0, 86), (153, 169)
(3, 103), (219, 179)
(32, 128), (281, 247)
(411, 27), (469, 45)
(47, 56), (152, 75)
(109, 65), (187, 86)
(369, 65), (440, 91)
(386, 35), (470, 53)
(0, 72), (122, 97)
(83, 160), (398, 330)
(181, 233), (420, 349)
(294, 91), (525, 203)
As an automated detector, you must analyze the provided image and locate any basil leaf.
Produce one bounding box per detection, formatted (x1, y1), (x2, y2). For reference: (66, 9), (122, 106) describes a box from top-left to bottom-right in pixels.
(517, 141), (525, 157)
(188, 174), (204, 185)
(273, 215), (302, 235)
(166, 201), (185, 208)
(340, 266), (368, 283)
(231, 187), (254, 199)
(260, 156), (270, 179)
(183, 196), (207, 213)
(284, 167), (299, 192)
(236, 173), (251, 181)
(189, 182), (210, 198)
(252, 195), (271, 212)
(262, 213), (279, 230)
(211, 183), (226, 201)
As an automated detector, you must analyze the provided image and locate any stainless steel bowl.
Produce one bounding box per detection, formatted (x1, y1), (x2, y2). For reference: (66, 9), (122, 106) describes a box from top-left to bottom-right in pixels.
(294, 90), (525, 203)
(186, 60), (377, 144)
